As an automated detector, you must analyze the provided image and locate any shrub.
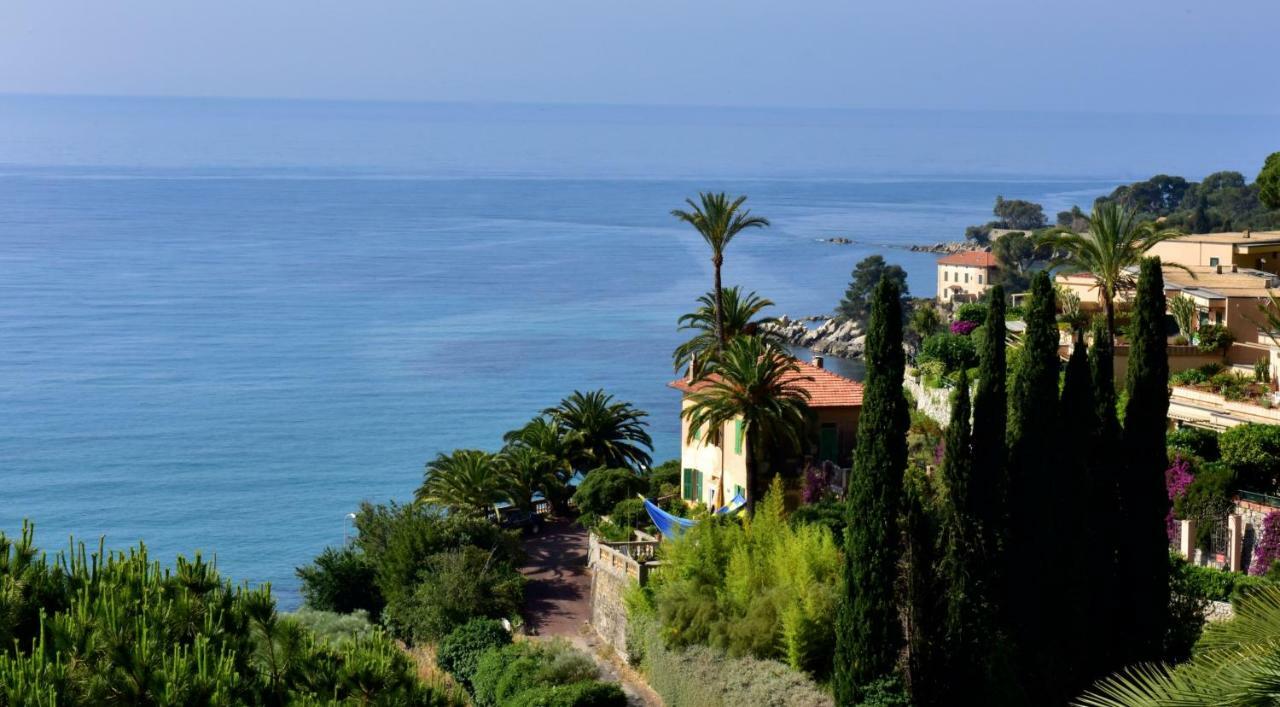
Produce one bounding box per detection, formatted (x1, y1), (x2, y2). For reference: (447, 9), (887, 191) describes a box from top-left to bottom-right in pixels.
(918, 332), (979, 373)
(949, 320), (978, 335)
(437, 618), (512, 689)
(506, 681), (627, 707)
(1171, 363), (1225, 387)
(472, 640), (600, 707)
(1168, 427), (1221, 461)
(1251, 511), (1280, 577)
(954, 302), (989, 324)
(572, 468), (647, 517)
(1196, 324), (1235, 353)
(1175, 462), (1236, 549)
(609, 497), (649, 530)
(296, 545), (383, 618)
(788, 498), (846, 540)
(1166, 456), (1195, 540)
(1221, 424), (1280, 492)
(645, 460), (681, 498)
(287, 607), (376, 645)
(385, 546), (525, 644)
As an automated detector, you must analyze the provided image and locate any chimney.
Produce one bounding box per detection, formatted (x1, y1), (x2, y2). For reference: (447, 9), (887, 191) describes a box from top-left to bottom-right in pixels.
(687, 353), (696, 382)
(1244, 229), (1252, 239)
(1232, 264), (1239, 273)
(1217, 264), (1223, 274)
(812, 355), (825, 369)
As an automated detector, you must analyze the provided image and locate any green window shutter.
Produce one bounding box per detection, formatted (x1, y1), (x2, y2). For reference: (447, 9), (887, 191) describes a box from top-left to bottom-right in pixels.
(733, 484), (744, 500)
(682, 468), (691, 500)
(695, 470), (703, 501)
(734, 420), (744, 454)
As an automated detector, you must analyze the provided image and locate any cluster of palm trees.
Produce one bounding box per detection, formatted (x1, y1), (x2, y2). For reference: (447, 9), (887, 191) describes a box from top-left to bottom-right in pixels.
(415, 390), (653, 516)
(671, 193), (813, 515)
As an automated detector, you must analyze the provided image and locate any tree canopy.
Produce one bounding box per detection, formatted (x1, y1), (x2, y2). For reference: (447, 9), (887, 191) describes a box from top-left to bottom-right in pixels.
(836, 255), (908, 322)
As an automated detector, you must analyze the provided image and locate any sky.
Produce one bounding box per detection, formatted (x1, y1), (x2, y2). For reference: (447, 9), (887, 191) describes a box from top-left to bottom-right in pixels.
(1, 0), (1277, 114)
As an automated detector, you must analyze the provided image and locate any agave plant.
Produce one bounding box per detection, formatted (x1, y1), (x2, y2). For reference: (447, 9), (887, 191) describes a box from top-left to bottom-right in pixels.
(673, 287), (786, 376)
(1169, 294), (1197, 342)
(1077, 584), (1280, 706)
(415, 449), (509, 515)
(543, 390), (653, 472)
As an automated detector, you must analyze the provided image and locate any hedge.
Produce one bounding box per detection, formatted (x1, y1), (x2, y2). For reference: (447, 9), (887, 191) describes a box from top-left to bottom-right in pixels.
(437, 618), (512, 689)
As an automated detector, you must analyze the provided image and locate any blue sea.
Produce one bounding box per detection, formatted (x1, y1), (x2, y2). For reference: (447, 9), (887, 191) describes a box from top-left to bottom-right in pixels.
(1, 95), (1275, 606)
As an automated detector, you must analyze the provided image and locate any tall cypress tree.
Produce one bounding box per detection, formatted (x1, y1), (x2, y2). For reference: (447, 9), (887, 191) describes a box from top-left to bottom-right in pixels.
(1087, 317), (1123, 680)
(903, 465), (946, 707)
(1005, 271), (1059, 695)
(1120, 257), (1171, 663)
(971, 285), (1008, 597)
(834, 278), (909, 703)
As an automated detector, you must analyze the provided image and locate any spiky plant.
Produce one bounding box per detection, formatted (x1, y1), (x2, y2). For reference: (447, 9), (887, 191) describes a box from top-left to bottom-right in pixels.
(1169, 294), (1197, 341)
(415, 449), (509, 515)
(671, 193), (771, 345)
(673, 287), (785, 376)
(543, 390), (653, 472)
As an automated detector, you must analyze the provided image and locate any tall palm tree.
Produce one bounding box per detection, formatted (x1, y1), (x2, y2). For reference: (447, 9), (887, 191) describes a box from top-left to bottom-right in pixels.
(503, 416), (579, 512)
(415, 449), (507, 515)
(671, 193), (770, 346)
(682, 336), (811, 516)
(673, 287), (786, 376)
(543, 390), (653, 472)
(1078, 584), (1280, 706)
(498, 445), (556, 512)
(1038, 202), (1187, 342)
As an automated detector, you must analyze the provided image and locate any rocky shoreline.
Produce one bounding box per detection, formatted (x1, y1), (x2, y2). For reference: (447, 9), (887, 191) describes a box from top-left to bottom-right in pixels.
(763, 315), (867, 359)
(816, 237), (987, 255)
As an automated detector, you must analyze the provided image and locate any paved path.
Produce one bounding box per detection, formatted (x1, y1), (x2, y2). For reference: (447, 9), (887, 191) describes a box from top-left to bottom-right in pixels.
(519, 520), (591, 637)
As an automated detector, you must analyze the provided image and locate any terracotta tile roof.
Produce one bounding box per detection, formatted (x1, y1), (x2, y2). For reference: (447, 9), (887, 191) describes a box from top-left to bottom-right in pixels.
(669, 359), (863, 408)
(937, 251), (998, 268)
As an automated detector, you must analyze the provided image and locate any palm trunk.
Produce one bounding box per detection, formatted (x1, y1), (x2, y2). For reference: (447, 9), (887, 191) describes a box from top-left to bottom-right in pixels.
(1104, 288), (1116, 344)
(713, 254), (726, 346)
(744, 449), (757, 517)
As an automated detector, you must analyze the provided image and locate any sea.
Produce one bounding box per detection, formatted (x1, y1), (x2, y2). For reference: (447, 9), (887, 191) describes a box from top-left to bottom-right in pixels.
(1, 94), (1275, 607)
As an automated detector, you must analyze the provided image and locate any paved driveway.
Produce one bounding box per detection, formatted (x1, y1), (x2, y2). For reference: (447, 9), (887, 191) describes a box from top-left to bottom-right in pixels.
(520, 520), (591, 636)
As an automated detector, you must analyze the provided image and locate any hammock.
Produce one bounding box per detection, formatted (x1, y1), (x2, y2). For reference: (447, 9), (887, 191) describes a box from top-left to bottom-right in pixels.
(642, 491), (746, 537)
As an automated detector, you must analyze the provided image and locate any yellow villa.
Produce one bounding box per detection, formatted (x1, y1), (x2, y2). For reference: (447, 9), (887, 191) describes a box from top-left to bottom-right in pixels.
(668, 356), (863, 509)
(1146, 230), (1280, 276)
(936, 251), (998, 304)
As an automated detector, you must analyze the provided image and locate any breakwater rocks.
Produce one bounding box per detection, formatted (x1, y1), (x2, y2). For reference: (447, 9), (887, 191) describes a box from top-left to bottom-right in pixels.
(763, 315), (866, 358)
(907, 241), (988, 254)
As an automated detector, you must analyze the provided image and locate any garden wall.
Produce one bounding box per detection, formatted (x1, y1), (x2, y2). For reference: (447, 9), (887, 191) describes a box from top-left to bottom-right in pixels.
(904, 374), (952, 427)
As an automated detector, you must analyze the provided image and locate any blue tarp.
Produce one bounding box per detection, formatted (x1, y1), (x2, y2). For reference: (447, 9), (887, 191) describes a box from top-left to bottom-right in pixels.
(643, 492), (746, 537)
(714, 491), (746, 515)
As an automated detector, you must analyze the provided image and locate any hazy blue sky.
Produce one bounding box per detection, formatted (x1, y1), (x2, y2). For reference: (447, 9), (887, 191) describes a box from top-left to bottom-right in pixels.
(2, 0), (1277, 113)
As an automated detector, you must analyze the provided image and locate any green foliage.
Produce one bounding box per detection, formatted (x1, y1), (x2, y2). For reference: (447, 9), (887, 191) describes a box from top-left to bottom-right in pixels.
(470, 640), (601, 707)
(1220, 423), (1280, 492)
(1091, 169), (1280, 233)
(994, 195), (1048, 230)
(1175, 462), (1235, 549)
(416, 449), (509, 514)
(970, 285), (1008, 593)
(649, 479), (841, 677)
(1168, 427), (1221, 461)
(1194, 324), (1234, 354)
(386, 546), (525, 644)
(436, 618), (512, 690)
(644, 459), (681, 498)
(296, 545), (383, 618)
(917, 331), (979, 373)
(673, 287), (786, 376)
(853, 675), (912, 706)
(628, 613), (834, 707)
(0, 522), (448, 706)
(572, 468), (646, 516)
(787, 498), (846, 541)
(835, 278), (908, 702)
(954, 302), (989, 324)
(1120, 257), (1173, 664)
(1170, 363), (1225, 386)
(836, 255), (909, 322)
(1259, 152), (1280, 210)
(609, 498), (648, 529)
(907, 303), (943, 346)
(287, 608), (376, 645)
(505, 681), (628, 707)
(1169, 294), (1196, 338)
(544, 389), (653, 472)
(991, 231), (1049, 291)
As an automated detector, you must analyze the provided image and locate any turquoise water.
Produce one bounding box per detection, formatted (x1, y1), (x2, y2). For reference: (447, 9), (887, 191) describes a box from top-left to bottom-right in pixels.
(1, 95), (1275, 606)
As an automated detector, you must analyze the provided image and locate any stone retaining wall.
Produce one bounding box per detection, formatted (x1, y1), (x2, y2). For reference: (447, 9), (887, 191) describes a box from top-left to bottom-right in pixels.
(904, 374), (953, 427)
(587, 533), (660, 661)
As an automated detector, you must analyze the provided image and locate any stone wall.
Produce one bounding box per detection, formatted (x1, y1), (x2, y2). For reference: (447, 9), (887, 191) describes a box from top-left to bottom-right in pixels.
(587, 533), (660, 661)
(904, 374), (953, 428)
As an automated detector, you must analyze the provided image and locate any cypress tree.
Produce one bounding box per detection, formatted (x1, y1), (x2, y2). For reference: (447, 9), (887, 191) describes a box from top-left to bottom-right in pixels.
(1087, 317), (1123, 679)
(903, 465), (946, 707)
(1005, 271), (1059, 694)
(1120, 257), (1171, 663)
(834, 278), (909, 703)
(971, 285), (1007, 596)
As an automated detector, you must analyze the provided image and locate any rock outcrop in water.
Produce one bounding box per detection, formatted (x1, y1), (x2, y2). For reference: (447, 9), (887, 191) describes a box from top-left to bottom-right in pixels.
(764, 315), (867, 358)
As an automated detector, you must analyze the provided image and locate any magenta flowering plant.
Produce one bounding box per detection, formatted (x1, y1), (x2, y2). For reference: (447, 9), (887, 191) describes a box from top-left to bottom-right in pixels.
(802, 465), (829, 504)
(950, 320), (979, 336)
(1251, 510), (1280, 576)
(1165, 455), (1194, 541)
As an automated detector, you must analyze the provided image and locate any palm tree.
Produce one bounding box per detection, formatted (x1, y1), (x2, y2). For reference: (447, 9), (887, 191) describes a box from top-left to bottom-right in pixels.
(673, 287), (786, 376)
(1038, 202), (1187, 342)
(544, 390), (653, 472)
(503, 416), (579, 512)
(415, 449), (508, 515)
(498, 445), (556, 512)
(682, 336), (811, 516)
(1078, 584), (1280, 706)
(671, 193), (770, 346)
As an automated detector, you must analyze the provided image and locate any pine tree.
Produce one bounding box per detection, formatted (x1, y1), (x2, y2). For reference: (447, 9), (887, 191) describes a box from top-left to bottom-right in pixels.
(834, 278), (909, 703)
(1005, 271), (1059, 695)
(1087, 317), (1123, 680)
(1120, 256), (1171, 663)
(971, 285), (1007, 595)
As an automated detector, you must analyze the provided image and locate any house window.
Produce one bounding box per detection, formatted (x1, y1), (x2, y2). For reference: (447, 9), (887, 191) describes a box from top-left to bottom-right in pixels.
(734, 420), (744, 454)
(1215, 311), (1223, 325)
(1209, 257), (1220, 267)
(682, 468), (703, 502)
(944, 271), (949, 282)
(964, 272), (970, 283)
(978, 274), (983, 284)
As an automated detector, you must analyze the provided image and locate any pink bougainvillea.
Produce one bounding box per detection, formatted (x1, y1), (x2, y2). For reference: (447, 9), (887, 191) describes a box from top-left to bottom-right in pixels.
(802, 465), (829, 504)
(1165, 455), (1194, 541)
(950, 320), (979, 336)
(1251, 510), (1280, 576)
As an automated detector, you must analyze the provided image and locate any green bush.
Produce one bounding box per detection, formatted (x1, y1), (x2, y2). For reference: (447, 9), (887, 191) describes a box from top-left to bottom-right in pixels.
(506, 681), (628, 707)
(645, 460), (681, 498)
(628, 613), (833, 707)
(1176, 462), (1236, 548)
(647, 479), (841, 678)
(1221, 424), (1280, 492)
(471, 640), (600, 707)
(1196, 324), (1236, 353)
(287, 607), (376, 645)
(1168, 427), (1221, 461)
(788, 498), (846, 541)
(296, 545), (383, 618)
(572, 468), (647, 516)
(954, 302), (989, 324)
(918, 332), (979, 373)
(437, 618), (512, 689)
(609, 498), (649, 529)
(384, 546), (525, 644)
(0, 522), (450, 706)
